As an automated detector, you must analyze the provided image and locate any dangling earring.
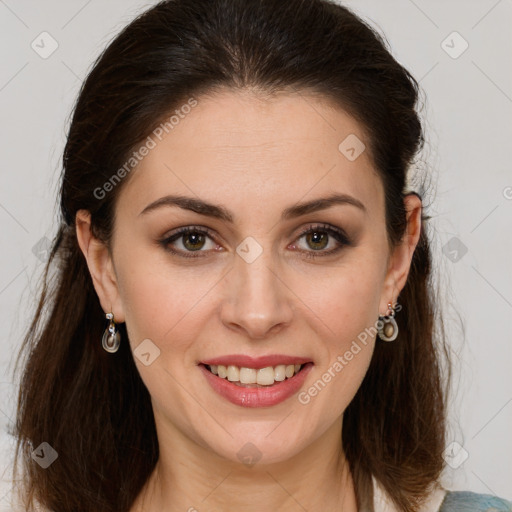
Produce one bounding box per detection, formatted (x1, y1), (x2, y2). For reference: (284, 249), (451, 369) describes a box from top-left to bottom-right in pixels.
(377, 302), (399, 342)
(102, 312), (121, 353)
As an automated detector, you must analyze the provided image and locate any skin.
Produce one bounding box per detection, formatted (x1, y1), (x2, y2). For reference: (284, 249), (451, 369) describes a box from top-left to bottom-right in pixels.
(76, 88), (422, 512)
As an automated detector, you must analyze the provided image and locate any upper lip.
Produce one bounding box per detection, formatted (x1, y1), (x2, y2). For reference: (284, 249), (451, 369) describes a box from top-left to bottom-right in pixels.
(200, 354), (312, 369)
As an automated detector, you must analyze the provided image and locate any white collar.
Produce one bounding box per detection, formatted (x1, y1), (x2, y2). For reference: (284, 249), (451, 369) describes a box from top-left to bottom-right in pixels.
(373, 476), (447, 512)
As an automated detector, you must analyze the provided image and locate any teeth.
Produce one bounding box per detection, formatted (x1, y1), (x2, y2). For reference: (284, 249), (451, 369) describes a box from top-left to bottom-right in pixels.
(257, 367), (274, 385)
(207, 363), (303, 386)
(274, 365), (286, 382)
(227, 365), (239, 382)
(239, 367), (257, 384)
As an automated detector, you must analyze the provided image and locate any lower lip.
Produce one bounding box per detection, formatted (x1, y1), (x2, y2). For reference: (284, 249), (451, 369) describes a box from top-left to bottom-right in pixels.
(199, 363), (313, 408)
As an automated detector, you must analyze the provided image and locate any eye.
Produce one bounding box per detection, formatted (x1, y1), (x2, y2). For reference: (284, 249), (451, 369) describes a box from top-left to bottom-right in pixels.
(159, 223), (352, 260)
(292, 223), (351, 259)
(159, 226), (219, 258)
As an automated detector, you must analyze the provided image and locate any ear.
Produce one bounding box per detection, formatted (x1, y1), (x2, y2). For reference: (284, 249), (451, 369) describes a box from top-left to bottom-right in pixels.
(75, 210), (125, 323)
(379, 193), (423, 315)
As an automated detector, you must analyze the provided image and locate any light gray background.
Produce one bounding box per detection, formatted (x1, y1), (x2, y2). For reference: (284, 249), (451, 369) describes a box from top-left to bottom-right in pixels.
(0, 0), (511, 506)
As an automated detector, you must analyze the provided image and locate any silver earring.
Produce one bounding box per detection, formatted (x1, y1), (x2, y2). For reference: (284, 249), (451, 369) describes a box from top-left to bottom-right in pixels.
(377, 302), (399, 342)
(102, 312), (121, 353)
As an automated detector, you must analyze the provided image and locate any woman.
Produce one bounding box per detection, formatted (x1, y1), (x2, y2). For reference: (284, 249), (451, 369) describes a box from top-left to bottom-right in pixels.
(12, 0), (512, 511)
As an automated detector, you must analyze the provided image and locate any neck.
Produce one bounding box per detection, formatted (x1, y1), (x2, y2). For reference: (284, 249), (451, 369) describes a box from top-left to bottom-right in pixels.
(132, 415), (358, 512)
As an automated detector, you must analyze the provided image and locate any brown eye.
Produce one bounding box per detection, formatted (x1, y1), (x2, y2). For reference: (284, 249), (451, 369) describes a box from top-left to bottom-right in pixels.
(159, 226), (218, 258)
(304, 231), (329, 251)
(294, 224), (352, 260)
(182, 232), (206, 251)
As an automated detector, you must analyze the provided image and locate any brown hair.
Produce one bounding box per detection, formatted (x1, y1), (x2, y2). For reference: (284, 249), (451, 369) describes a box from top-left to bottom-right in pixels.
(13, 0), (452, 510)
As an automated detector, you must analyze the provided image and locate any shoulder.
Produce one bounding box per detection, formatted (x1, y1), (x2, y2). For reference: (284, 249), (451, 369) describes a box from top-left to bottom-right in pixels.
(371, 477), (511, 512)
(438, 490), (512, 512)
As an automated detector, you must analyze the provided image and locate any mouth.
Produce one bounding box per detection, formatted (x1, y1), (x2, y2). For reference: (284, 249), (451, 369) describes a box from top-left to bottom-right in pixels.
(198, 359), (314, 408)
(202, 362), (306, 388)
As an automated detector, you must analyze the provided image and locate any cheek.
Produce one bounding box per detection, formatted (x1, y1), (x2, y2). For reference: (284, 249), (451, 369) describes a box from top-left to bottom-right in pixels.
(320, 282), (378, 376)
(113, 241), (215, 347)
(294, 257), (383, 404)
(300, 256), (384, 344)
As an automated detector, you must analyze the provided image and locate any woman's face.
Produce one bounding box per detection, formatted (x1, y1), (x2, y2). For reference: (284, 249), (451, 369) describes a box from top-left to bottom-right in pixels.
(83, 89), (417, 465)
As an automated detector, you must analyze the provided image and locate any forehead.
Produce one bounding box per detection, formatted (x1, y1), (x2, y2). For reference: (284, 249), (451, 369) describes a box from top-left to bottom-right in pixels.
(117, 88), (384, 221)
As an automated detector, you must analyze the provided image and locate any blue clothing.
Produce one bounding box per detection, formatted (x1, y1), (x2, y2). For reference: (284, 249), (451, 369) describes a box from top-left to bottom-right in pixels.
(439, 491), (512, 511)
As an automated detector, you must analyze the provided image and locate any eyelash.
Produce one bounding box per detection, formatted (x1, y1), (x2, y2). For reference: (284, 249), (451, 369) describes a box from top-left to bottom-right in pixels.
(159, 223), (351, 260)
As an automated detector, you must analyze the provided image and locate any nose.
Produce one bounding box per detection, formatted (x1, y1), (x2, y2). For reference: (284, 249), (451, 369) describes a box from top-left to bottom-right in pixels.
(219, 245), (294, 340)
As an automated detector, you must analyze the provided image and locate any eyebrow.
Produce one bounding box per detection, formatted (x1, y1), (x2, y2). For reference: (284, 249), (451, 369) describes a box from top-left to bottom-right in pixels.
(138, 192), (366, 221)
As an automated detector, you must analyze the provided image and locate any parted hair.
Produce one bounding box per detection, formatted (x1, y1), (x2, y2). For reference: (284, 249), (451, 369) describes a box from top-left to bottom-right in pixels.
(13, 0), (451, 510)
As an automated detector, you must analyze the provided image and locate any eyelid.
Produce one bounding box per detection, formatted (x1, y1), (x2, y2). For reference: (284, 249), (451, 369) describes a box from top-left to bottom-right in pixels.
(159, 225), (220, 258)
(159, 222), (352, 258)
(295, 223), (350, 243)
(291, 223), (352, 259)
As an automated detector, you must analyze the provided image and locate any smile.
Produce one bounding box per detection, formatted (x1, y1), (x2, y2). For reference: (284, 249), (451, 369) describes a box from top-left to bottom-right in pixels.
(199, 357), (314, 407)
(206, 363), (303, 387)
